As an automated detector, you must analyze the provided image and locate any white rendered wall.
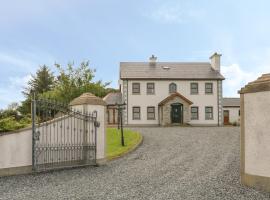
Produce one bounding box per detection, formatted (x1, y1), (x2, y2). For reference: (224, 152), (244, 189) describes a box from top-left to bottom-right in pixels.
(72, 105), (106, 161)
(124, 80), (219, 125)
(0, 128), (32, 169)
(0, 104), (106, 172)
(244, 91), (270, 177)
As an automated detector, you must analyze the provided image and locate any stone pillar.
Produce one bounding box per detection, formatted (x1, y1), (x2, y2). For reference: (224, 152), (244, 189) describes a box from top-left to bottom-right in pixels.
(239, 73), (270, 191)
(70, 93), (107, 165)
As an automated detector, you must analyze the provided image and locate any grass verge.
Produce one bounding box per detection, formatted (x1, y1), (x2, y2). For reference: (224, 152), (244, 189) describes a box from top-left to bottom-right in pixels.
(106, 128), (142, 160)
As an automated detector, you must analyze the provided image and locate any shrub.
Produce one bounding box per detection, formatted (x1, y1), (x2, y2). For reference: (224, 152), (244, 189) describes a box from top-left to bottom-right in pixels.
(0, 116), (31, 133)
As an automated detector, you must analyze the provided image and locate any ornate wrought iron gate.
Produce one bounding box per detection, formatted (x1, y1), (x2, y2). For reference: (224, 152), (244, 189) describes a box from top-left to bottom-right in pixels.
(31, 98), (98, 172)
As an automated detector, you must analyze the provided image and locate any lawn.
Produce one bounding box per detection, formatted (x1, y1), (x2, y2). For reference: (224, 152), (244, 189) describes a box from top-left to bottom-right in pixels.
(106, 128), (142, 159)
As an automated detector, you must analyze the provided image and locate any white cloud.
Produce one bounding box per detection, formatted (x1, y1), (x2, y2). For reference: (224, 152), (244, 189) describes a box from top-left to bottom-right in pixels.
(0, 52), (37, 71)
(0, 49), (55, 109)
(144, 2), (205, 24)
(9, 75), (32, 89)
(0, 75), (32, 109)
(221, 64), (262, 97)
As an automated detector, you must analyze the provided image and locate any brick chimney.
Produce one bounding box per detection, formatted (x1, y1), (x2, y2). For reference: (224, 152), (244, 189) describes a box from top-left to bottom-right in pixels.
(210, 52), (222, 71)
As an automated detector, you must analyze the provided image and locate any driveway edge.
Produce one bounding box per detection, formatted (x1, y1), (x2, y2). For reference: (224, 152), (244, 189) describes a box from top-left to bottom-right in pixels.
(106, 133), (143, 161)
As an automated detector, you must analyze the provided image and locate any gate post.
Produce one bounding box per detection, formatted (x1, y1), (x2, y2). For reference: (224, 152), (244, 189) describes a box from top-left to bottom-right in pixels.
(70, 93), (107, 165)
(239, 73), (270, 192)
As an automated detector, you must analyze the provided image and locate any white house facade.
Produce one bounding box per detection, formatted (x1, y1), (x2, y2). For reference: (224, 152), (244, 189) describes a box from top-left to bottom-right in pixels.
(119, 53), (225, 126)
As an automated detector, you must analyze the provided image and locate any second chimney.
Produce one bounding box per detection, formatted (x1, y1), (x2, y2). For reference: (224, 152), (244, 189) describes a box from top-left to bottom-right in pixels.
(210, 52), (222, 71)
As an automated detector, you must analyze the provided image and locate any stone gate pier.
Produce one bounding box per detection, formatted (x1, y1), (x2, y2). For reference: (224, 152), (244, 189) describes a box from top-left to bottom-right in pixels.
(239, 73), (270, 191)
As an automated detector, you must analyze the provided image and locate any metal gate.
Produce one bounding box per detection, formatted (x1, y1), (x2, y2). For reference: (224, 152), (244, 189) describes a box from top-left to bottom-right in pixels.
(31, 98), (98, 172)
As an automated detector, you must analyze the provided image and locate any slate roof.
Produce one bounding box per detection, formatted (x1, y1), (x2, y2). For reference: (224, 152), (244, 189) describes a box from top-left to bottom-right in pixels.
(103, 92), (122, 105)
(222, 98), (240, 107)
(120, 62), (225, 80)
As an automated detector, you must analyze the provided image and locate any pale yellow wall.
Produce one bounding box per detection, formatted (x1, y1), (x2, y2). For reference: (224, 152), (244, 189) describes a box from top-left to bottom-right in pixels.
(244, 91), (270, 177)
(125, 80), (219, 125)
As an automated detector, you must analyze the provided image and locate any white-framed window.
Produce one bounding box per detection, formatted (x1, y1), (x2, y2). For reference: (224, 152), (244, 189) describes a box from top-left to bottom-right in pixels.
(132, 107), (140, 120)
(205, 106), (213, 120)
(190, 83), (198, 94)
(147, 83), (155, 94)
(205, 83), (213, 94)
(169, 83), (177, 93)
(191, 107), (199, 120)
(132, 83), (140, 94)
(147, 106), (155, 120)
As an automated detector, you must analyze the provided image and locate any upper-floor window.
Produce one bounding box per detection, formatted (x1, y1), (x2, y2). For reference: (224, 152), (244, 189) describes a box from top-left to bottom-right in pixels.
(190, 83), (198, 94)
(205, 83), (213, 94)
(132, 83), (140, 94)
(205, 106), (213, 120)
(132, 107), (141, 120)
(147, 83), (155, 94)
(147, 106), (155, 120)
(169, 83), (177, 93)
(191, 107), (199, 120)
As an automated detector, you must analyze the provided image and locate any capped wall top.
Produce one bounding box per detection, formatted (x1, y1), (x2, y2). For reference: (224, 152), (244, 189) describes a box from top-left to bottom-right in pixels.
(239, 73), (270, 94)
(69, 93), (106, 106)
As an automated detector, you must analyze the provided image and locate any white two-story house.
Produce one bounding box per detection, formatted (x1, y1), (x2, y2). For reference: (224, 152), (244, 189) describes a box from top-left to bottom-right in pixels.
(119, 53), (225, 126)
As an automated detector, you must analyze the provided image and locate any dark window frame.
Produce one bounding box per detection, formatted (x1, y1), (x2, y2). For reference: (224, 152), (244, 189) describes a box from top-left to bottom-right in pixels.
(147, 83), (155, 95)
(205, 106), (213, 120)
(147, 106), (155, 120)
(169, 82), (177, 93)
(205, 83), (213, 94)
(132, 106), (141, 120)
(190, 83), (199, 94)
(132, 83), (140, 94)
(191, 106), (199, 120)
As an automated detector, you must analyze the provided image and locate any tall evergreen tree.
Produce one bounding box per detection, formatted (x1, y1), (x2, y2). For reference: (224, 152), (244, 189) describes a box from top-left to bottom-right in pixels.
(23, 65), (55, 97)
(19, 65), (55, 114)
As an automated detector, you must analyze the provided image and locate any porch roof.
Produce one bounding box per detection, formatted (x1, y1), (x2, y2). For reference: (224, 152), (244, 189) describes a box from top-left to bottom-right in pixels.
(158, 92), (193, 106)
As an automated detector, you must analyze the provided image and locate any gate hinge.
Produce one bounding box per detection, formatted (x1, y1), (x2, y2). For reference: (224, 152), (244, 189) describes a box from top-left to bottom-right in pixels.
(94, 121), (100, 127)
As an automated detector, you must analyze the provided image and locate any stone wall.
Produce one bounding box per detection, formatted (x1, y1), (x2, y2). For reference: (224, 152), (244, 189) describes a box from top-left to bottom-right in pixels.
(161, 96), (190, 126)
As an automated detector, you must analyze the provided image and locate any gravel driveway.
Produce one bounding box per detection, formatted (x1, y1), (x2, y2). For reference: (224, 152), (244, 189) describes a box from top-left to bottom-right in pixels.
(0, 127), (270, 200)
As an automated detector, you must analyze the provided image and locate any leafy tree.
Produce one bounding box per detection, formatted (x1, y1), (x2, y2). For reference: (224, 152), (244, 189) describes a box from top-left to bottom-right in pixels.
(41, 61), (111, 103)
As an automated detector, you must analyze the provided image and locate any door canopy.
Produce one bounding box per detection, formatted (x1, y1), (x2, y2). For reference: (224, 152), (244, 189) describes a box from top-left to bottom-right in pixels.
(158, 92), (193, 106)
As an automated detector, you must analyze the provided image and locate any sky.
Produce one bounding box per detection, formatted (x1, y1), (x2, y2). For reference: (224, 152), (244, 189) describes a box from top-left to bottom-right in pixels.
(0, 0), (269, 109)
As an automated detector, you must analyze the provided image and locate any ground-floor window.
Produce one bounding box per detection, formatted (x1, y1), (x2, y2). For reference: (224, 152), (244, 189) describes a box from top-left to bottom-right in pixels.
(191, 106), (199, 120)
(205, 106), (213, 120)
(132, 107), (141, 120)
(147, 106), (155, 120)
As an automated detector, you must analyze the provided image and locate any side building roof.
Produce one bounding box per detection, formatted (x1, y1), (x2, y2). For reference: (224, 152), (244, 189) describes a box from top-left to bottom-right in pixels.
(222, 98), (240, 107)
(103, 92), (122, 105)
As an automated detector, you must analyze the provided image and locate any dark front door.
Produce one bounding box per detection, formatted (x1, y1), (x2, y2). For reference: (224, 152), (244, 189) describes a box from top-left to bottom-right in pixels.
(171, 104), (183, 124)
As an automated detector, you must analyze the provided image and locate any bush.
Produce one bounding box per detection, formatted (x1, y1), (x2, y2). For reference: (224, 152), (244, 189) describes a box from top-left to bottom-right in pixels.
(0, 116), (31, 133)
